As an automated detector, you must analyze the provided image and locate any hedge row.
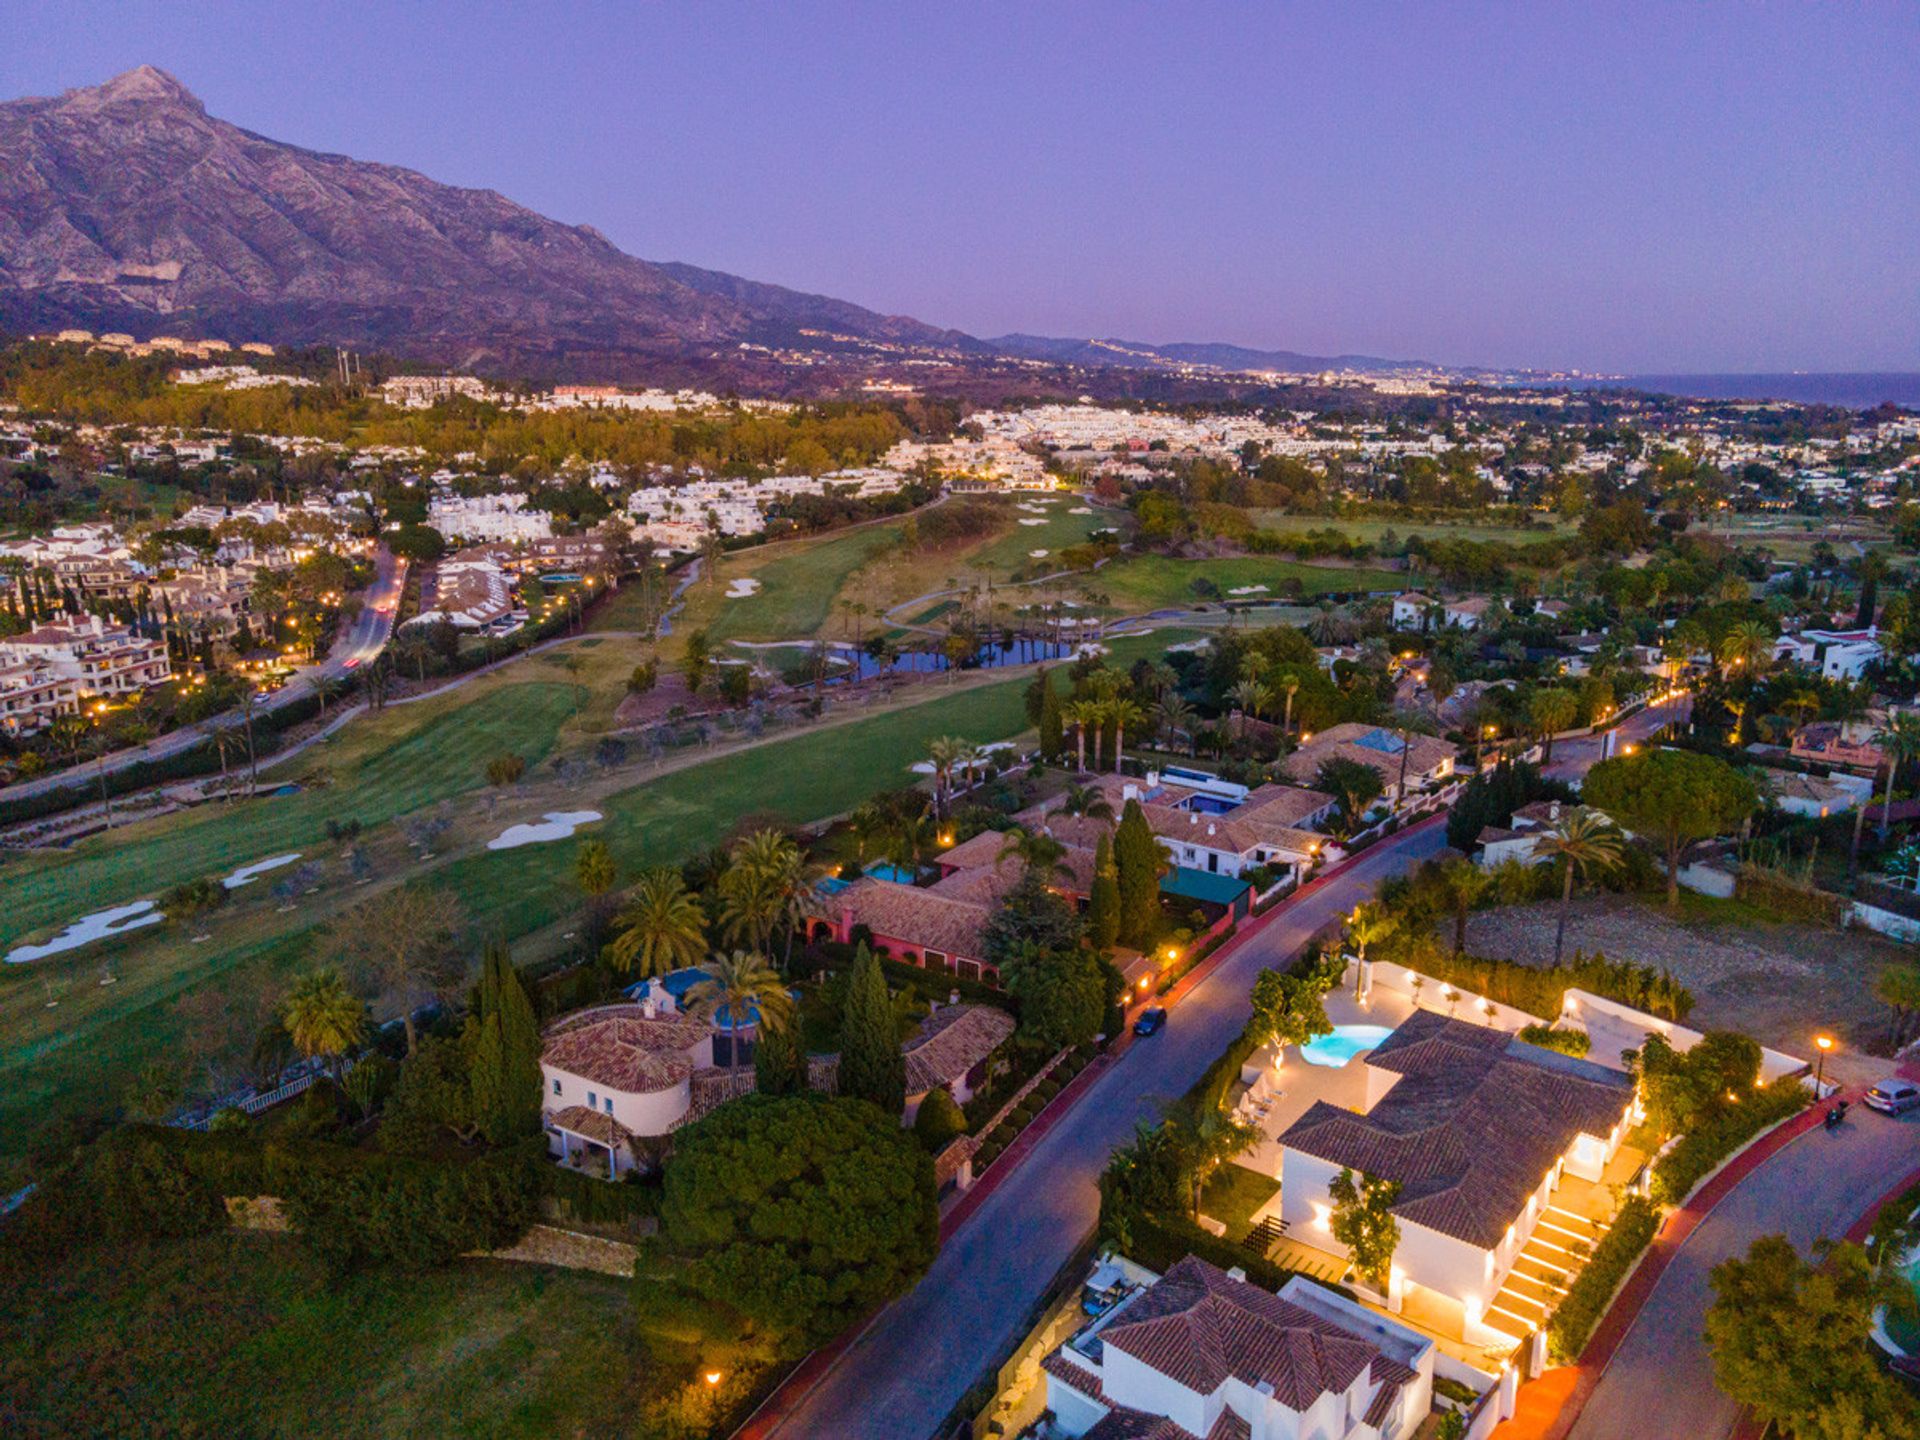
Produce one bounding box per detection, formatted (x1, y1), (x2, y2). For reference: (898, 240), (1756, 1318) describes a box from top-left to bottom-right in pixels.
(1125, 1208), (1354, 1302)
(1391, 947), (1694, 1024)
(1651, 1081), (1810, 1206)
(1546, 1196), (1658, 1363)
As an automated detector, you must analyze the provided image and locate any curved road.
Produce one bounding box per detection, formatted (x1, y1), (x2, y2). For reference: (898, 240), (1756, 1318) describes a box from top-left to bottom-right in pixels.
(763, 821), (1451, 1439)
(1568, 1102), (1920, 1440)
(4, 548), (405, 801)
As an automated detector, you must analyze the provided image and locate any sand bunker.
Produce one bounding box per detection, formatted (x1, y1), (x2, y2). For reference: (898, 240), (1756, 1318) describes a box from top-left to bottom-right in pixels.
(488, 811), (603, 851)
(725, 578), (762, 598)
(1227, 585), (1270, 595)
(1029, 549), (1050, 558)
(7, 902), (163, 964)
(1068, 506), (1093, 514)
(224, 853), (302, 890)
(1019, 518), (1047, 527)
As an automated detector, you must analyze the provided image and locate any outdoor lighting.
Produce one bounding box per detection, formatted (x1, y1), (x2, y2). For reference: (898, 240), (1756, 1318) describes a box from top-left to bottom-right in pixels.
(704, 1371), (723, 1387)
(1138, 976), (1151, 992)
(1814, 1033), (1835, 1093)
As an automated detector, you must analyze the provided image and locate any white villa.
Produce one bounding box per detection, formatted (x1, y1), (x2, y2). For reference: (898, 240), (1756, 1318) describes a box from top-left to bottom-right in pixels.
(1390, 593), (1487, 632)
(1276, 1011), (1636, 1347)
(1043, 1255), (1435, 1440)
(539, 1003), (719, 1174)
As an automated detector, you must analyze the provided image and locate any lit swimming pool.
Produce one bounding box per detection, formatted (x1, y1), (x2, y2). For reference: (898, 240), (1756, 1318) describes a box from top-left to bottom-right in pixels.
(1298, 1024), (1394, 1067)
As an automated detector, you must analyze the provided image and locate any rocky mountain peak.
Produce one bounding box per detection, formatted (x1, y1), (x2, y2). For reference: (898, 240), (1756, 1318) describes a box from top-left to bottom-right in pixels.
(67, 65), (203, 112)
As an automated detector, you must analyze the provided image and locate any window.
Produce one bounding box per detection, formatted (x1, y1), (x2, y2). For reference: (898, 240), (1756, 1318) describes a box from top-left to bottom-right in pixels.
(604, 1097), (614, 1115)
(587, 1090), (598, 1108)
(551, 1078), (561, 1097)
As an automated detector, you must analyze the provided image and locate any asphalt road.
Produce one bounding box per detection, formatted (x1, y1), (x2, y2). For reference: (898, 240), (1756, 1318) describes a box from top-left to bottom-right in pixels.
(5, 548), (404, 800)
(764, 820), (1451, 1440)
(1544, 693), (1694, 781)
(1568, 1103), (1920, 1440)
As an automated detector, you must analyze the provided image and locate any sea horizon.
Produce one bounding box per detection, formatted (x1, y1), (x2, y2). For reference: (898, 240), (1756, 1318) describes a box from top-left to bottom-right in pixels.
(1544, 371), (1920, 410)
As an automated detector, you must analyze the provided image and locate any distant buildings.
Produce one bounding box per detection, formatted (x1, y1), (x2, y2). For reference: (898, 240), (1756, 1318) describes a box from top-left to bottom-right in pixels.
(425, 492), (553, 544)
(0, 613), (172, 736)
(1280, 725), (1458, 807)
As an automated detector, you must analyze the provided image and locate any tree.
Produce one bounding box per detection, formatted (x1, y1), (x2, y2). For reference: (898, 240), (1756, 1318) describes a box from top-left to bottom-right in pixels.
(1874, 711), (1920, 841)
(282, 967), (366, 1083)
(1706, 1235), (1916, 1440)
(981, 865), (1085, 968)
(1088, 832), (1122, 951)
(660, 1094), (937, 1341)
(1583, 750), (1758, 905)
(319, 887), (466, 1056)
(1109, 697), (1145, 774)
(686, 949), (793, 1077)
(1878, 963), (1920, 1050)
(1038, 673), (1065, 762)
(753, 1018), (810, 1097)
(1344, 901), (1396, 998)
(574, 839), (616, 897)
(1433, 856), (1491, 956)
(1328, 1167), (1402, 1289)
(1114, 799), (1169, 947)
(996, 824), (1073, 880)
(1632, 1030), (1762, 1137)
(484, 753), (526, 787)
(1535, 811), (1624, 965)
(1529, 687), (1578, 763)
(913, 1087), (968, 1149)
(604, 868), (707, 977)
(1247, 962), (1337, 1052)
(1716, 619), (1773, 678)
(682, 627), (712, 694)
(838, 944), (907, 1115)
(1004, 942), (1106, 1049)
(1063, 699), (1097, 773)
(467, 939), (542, 1145)
(1164, 1100), (1259, 1217)
(1315, 757), (1385, 836)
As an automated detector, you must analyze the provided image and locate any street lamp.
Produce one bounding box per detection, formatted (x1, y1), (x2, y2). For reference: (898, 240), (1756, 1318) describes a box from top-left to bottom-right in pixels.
(1814, 1033), (1834, 1095)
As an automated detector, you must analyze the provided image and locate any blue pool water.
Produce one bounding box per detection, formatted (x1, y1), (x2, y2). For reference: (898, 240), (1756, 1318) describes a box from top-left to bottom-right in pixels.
(816, 876), (852, 896)
(1298, 1024), (1395, 1067)
(864, 862), (919, 884)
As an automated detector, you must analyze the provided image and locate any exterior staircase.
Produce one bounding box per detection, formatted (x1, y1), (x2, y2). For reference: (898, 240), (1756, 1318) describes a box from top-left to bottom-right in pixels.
(1481, 1205), (1607, 1341)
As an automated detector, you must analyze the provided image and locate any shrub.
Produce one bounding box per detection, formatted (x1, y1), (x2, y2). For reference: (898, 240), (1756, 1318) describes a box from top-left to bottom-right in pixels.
(1121, 1208), (1354, 1301)
(1517, 1024), (1591, 1057)
(1547, 1196), (1658, 1362)
(1652, 1081), (1809, 1206)
(484, 753), (527, 787)
(159, 876), (228, 921)
(913, 1087), (969, 1149)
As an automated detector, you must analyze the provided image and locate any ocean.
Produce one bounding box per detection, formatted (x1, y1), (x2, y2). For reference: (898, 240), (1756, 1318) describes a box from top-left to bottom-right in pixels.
(1551, 373), (1920, 410)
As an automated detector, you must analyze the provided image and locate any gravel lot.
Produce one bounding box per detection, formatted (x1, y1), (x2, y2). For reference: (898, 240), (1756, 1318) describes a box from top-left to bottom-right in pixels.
(1463, 895), (1910, 1085)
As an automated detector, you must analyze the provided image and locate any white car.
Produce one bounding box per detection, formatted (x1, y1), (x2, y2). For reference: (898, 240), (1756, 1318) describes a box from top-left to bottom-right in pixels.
(1865, 1078), (1920, 1115)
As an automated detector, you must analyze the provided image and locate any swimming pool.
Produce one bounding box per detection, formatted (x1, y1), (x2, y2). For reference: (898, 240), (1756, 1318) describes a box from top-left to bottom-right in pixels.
(1298, 1024), (1395, 1067)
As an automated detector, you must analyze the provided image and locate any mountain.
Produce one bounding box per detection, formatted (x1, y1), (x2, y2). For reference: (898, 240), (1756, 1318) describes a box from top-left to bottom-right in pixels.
(0, 67), (985, 384)
(990, 333), (1422, 375)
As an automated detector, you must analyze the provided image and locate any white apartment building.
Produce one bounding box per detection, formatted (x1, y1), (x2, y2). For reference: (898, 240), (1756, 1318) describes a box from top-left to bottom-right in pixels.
(425, 493), (554, 544)
(0, 613), (172, 734)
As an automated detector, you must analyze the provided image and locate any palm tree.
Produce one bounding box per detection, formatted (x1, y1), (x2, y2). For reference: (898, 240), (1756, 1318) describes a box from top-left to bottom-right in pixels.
(1279, 674), (1302, 734)
(606, 869), (708, 978)
(1063, 700), (1097, 773)
(1344, 901), (1396, 999)
(924, 735), (970, 818)
(1437, 857), (1492, 957)
(1778, 687), (1822, 729)
(1307, 602), (1347, 646)
(1530, 687), (1578, 763)
(1228, 679), (1271, 736)
(997, 825), (1073, 881)
(281, 967), (365, 1084)
(1717, 620), (1773, 678)
(686, 950), (794, 1077)
(1155, 693), (1197, 754)
(1534, 811), (1625, 965)
(1109, 698), (1145, 775)
(1058, 782), (1114, 821)
(1874, 712), (1920, 842)
(723, 828), (823, 971)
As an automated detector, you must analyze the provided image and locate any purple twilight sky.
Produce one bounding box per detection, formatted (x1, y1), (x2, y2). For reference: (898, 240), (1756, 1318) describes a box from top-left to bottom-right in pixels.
(4, 0), (1917, 374)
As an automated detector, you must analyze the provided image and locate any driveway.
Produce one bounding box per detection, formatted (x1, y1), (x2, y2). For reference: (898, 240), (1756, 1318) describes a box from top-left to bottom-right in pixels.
(1544, 694), (1692, 781)
(761, 821), (1450, 1439)
(1567, 1103), (1920, 1440)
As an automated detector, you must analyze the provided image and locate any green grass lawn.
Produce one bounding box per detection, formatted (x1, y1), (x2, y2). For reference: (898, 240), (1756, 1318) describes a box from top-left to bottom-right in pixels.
(1090, 555), (1403, 610)
(0, 1232), (775, 1440)
(964, 499), (1124, 578)
(1198, 1163), (1281, 1242)
(686, 522), (909, 643)
(1245, 512), (1574, 546)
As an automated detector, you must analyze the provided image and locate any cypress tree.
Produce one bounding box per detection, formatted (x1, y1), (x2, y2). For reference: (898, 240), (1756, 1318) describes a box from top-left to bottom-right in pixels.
(754, 1020), (809, 1096)
(1088, 832), (1121, 951)
(838, 943), (905, 1116)
(1114, 799), (1166, 947)
(1038, 673), (1065, 763)
(470, 940), (542, 1145)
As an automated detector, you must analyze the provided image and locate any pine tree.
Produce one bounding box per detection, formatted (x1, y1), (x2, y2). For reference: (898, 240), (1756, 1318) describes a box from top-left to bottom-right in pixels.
(754, 1020), (809, 1096)
(1038, 673), (1065, 763)
(1114, 800), (1166, 947)
(469, 940), (542, 1145)
(838, 943), (905, 1115)
(1088, 832), (1121, 950)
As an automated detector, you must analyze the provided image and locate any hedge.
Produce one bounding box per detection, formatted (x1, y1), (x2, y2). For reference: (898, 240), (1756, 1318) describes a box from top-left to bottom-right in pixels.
(1387, 947), (1694, 1024)
(1651, 1081), (1809, 1206)
(1546, 1195), (1658, 1362)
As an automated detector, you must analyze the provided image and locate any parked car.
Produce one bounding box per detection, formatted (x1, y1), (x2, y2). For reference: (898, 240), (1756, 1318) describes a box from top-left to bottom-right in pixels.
(1865, 1078), (1920, 1115)
(1134, 1007), (1168, 1037)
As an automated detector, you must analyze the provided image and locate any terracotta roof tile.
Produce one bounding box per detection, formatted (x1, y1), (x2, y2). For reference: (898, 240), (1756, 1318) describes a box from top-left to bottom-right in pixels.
(541, 1006), (714, 1094)
(903, 1004), (1015, 1095)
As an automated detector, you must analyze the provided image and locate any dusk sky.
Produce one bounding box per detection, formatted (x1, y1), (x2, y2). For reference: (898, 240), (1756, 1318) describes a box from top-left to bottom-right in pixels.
(5, 1), (1916, 374)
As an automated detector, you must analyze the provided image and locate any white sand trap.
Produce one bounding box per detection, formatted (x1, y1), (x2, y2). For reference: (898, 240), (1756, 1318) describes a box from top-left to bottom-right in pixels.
(1029, 549), (1050, 558)
(1069, 506), (1093, 514)
(1167, 638), (1215, 653)
(488, 810), (603, 851)
(908, 741), (1017, 775)
(1073, 642), (1110, 658)
(725, 577), (762, 598)
(224, 853), (302, 890)
(1019, 518), (1047, 527)
(7, 902), (162, 964)
(1227, 584), (1270, 595)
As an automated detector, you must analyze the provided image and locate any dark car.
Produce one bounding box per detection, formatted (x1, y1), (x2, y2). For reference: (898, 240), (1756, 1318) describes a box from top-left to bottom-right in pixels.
(1865, 1078), (1920, 1115)
(1134, 1007), (1168, 1037)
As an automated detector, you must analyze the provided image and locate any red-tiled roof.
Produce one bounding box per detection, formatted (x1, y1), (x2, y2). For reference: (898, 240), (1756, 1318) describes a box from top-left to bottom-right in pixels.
(548, 1104), (633, 1146)
(902, 1004), (1015, 1095)
(835, 876), (992, 960)
(541, 1006), (714, 1095)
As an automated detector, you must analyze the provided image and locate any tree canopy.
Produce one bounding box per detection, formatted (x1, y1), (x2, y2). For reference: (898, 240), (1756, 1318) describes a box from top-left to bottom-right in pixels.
(1582, 749), (1757, 903)
(660, 1094), (938, 1342)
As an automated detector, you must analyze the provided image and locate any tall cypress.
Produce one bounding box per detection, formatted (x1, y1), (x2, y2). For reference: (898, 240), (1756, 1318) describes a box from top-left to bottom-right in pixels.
(1114, 799), (1166, 947)
(1088, 832), (1121, 951)
(470, 940), (542, 1145)
(754, 1020), (809, 1097)
(1038, 673), (1065, 763)
(837, 943), (905, 1116)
